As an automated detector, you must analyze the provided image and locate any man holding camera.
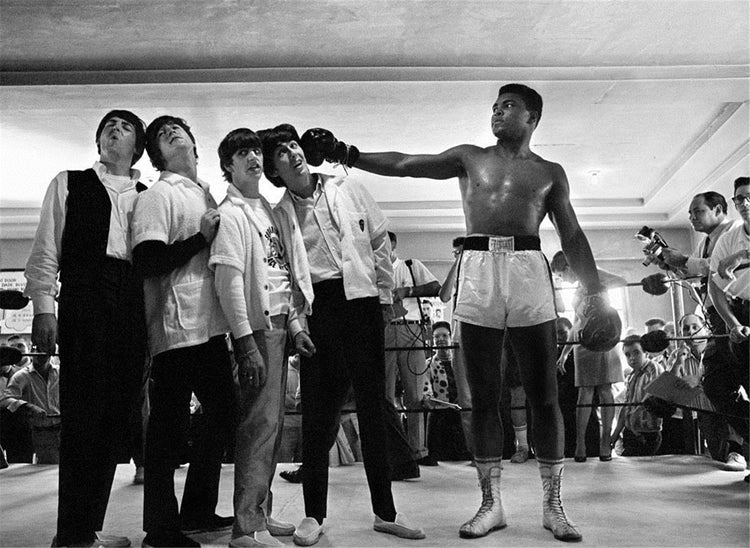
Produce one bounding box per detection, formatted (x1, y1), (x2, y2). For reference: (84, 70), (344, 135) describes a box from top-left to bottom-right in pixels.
(643, 191), (732, 332)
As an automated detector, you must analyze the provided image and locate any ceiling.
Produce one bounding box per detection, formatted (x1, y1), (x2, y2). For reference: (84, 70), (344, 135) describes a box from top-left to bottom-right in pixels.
(1, 0), (748, 240)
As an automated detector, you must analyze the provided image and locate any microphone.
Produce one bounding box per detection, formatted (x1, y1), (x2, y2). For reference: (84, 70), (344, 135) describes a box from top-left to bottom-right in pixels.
(0, 290), (30, 310)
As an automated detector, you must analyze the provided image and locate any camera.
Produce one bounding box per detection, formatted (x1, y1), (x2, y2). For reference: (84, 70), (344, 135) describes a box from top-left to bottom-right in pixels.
(636, 226), (669, 267)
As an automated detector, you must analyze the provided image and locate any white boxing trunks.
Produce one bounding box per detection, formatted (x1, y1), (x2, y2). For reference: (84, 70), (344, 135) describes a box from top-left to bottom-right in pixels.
(453, 235), (557, 330)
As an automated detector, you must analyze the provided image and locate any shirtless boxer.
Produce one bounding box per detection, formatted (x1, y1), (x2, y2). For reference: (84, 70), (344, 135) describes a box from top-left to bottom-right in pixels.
(300, 83), (618, 542)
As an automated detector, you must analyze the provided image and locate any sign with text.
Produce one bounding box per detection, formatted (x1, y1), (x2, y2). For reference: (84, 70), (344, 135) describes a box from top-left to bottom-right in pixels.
(0, 270), (34, 334)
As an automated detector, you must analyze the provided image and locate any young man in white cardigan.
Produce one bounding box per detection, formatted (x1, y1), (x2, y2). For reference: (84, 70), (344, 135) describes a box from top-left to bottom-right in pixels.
(210, 128), (316, 548)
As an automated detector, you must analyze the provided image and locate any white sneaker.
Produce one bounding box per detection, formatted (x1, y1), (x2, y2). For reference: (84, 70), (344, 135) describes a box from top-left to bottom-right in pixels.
(724, 452), (747, 472)
(293, 518), (323, 546)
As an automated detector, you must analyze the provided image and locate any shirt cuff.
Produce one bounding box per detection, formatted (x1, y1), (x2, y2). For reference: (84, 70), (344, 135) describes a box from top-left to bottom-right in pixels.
(31, 294), (56, 315)
(685, 256), (708, 277)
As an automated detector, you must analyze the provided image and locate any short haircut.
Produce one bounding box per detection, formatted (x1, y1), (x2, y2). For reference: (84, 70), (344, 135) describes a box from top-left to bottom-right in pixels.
(735, 177), (750, 191)
(550, 251), (568, 273)
(645, 317), (665, 329)
(679, 313), (708, 330)
(556, 316), (573, 330)
(95, 110), (146, 166)
(388, 231), (397, 245)
(7, 335), (26, 344)
(622, 334), (643, 348)
(258, 123), (301, 188)
(694, 191), (727, 214)
(218, 128), (262, 183)
(145, 115), (198, 172)
(432, 321), (451, 334)
(498, 83), (543, 125)
(452, 236), (465, 248)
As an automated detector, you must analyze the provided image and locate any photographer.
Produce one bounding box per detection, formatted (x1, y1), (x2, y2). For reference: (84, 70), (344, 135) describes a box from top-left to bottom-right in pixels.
(642, 192), (732, 332)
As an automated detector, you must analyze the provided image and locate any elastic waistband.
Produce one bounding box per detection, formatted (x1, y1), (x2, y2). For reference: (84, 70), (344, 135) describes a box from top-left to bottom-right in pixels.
(463, 235), (541, 252)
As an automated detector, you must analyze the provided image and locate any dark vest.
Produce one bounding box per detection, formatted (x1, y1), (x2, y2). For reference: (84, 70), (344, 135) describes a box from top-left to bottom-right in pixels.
(59, 168), (145, 288)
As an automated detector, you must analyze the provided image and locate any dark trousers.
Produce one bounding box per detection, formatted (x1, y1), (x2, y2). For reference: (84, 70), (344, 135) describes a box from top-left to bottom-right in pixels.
(144, 335), (234, 534)
(56, 262), (146, 545)
(0, 408), (33, 463)
(301, 280), (396, 524)
(622, 428), (662, 456)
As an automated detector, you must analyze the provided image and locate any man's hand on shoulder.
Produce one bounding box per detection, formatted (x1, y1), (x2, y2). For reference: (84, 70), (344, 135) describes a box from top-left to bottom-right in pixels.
(200, 208), (220, 244)
(32, 313), (57, 356)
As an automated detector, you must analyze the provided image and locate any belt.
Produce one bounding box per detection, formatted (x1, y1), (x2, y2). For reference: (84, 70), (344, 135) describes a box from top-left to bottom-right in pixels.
(463, 235), (541, 252)
(390, 319), (423, 325)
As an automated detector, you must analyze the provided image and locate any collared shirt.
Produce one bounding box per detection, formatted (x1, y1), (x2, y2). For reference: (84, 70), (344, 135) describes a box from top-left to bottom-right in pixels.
(0, 364), (60, 423)
(289, 176), (343, 284)
(276, 173), (394, 304)
(623, 359), (663, 433)
(709, 220), (750, 300)
(131, 170), (229, 356)
(392, 257), (438, 320)
(24, 161), (142, 314)
(684, 219), (734, 277)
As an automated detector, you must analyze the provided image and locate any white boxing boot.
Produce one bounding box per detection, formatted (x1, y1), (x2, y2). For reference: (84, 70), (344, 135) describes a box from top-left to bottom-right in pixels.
(539, 459), (582, 542)
(459, 458), (507, 538)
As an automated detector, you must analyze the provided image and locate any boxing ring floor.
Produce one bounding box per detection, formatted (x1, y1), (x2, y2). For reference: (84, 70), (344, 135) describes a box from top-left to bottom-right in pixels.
(1, 455), (747, 547)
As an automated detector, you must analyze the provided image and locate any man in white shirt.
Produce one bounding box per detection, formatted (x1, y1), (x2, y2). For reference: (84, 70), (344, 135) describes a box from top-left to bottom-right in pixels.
(24, 110), (148, 548)
(131, 116), (235, 548)
(385, 231), (441, 465)
(704, 176), (749, 472)
(261, 123), (425, 547)
(210, 128), (316, 548)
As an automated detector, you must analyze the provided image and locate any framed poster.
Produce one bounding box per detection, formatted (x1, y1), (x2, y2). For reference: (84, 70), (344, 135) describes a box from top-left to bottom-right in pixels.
(0, 269), (34, 335)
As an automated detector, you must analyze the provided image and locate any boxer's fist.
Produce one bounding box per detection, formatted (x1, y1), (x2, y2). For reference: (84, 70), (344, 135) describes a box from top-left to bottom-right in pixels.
(300, 128), (359, 167)
(578, 295), (622, 352)
(641, 273), (670, 296)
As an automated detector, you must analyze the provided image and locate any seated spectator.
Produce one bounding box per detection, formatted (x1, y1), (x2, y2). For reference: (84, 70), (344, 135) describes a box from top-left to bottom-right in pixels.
(611, 335), (664, 456)
(422, 321), (471, 461)
(0, 335), (34, 464)
(0, 353), (60, 463)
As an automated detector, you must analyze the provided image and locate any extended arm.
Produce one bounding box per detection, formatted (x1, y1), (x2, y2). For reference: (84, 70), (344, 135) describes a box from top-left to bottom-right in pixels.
(355, 148), (465, 180)
(547, 165), (601, 294)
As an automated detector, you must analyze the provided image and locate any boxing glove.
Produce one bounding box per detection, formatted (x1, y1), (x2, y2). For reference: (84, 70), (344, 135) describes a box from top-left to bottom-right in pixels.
(300, 128), (360, 167)
(578, 294), (622, 352)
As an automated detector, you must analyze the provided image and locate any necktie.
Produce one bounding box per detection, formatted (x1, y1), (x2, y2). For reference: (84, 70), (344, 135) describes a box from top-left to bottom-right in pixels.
(702, 236), (711, 258)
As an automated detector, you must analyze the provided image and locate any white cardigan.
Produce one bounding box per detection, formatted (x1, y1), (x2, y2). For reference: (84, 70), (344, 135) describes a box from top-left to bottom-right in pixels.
(209, 185), (310, 338)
